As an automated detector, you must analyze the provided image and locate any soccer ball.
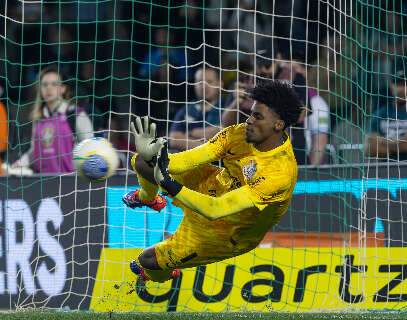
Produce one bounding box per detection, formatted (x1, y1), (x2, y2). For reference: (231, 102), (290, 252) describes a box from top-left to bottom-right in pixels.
(73, 137), (119, 181)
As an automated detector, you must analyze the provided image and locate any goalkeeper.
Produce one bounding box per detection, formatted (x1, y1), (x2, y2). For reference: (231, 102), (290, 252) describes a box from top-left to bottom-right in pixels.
(123, 80), (303, 283)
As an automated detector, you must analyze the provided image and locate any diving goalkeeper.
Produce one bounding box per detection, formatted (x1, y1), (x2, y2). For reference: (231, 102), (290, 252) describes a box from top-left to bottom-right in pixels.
(123, 80), (303, 283)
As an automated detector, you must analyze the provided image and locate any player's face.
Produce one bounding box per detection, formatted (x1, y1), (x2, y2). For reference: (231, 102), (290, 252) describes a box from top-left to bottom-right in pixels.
(194, 69), (220, 102)
(245, 102), (284, 144)
(40, 72), (66, 107)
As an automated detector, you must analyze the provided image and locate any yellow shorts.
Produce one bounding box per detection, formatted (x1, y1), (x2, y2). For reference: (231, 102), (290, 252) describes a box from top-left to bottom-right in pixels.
(154, 164), (240, 270)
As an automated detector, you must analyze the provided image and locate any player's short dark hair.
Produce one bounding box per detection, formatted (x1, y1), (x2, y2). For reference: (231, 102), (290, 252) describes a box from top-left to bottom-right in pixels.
(248, 80), (303, 128)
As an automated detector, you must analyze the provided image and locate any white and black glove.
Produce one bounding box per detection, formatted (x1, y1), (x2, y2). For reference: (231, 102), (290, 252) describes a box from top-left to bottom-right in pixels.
(131, 116), (165, 167)
(154, 141), (183, 197)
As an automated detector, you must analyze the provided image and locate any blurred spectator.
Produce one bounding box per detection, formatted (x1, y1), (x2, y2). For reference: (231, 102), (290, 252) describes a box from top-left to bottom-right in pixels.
(223, 56), (329, 165)
(307, 34), (357, 114)
(331, 106), (364, 164)
(274, 58), (330, 165)
(205, 0), (325, 66)
(222, 63), (255, 127)
(0, 92), (7, 176)
(169, 66), (223, 152)
(138, 28), (187, 83)
(136, 28), (189, 136)
(273, 59), (308, 164)
(222, 55), (281, 127)
(12, 66), (93, 173)
(357, 2), (406, 112)
(365, 58), (407, 162)
(304, 89), (330, 165)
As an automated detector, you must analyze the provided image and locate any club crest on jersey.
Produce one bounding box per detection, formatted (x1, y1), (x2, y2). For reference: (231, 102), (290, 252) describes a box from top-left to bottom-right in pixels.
(243, 160), (257, 182)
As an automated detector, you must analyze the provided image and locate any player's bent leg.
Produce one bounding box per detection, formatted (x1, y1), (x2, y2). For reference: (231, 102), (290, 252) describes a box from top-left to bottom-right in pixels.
(138, 246), (161, 270)
(123, 154), (168, 211)
(130, 246), (181, 283)
(122, 189), (167, 212)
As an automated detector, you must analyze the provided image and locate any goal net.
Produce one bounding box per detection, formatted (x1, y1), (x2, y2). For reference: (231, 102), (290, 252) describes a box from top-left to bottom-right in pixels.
(1, 0), (406, 313)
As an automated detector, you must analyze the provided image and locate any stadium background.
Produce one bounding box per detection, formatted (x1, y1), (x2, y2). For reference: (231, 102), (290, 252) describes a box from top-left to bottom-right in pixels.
(0, 0), (407, 316)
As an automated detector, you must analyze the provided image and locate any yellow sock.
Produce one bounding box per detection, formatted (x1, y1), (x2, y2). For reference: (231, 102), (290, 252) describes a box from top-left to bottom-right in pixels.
(131, 154), (158, 202)
(136, 174), (158, 202)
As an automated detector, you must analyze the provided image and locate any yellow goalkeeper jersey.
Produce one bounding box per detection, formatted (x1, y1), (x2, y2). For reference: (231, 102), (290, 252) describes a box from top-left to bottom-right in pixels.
(168, 123), (298, 254)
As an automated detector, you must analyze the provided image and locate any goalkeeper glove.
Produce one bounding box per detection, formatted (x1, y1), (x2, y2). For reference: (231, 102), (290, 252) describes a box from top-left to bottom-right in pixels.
(154, 141), (183, 196)
(131, 116), (164, 167)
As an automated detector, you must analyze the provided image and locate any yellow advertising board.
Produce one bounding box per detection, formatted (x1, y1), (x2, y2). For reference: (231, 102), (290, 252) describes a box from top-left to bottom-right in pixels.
(90, 248), (407, 312)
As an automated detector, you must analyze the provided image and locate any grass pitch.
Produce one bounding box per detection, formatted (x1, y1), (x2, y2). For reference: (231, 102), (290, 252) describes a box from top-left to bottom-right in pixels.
(2, 312), (407, 320)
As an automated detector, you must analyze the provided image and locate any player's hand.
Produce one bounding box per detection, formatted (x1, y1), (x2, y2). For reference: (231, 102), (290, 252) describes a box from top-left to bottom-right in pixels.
(154, 141), (183, 196)
(234, 82), (252, 112)
(233, 82), (246, 104)
(131, 116), (164, 167)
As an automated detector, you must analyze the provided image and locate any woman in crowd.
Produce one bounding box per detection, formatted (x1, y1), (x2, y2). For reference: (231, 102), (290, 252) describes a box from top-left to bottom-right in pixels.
(13, 66), (93, 173)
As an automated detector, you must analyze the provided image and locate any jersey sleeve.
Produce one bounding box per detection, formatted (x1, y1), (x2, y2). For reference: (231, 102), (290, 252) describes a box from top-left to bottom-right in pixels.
(76, 110), (94, 141)
(174, 185), (256, 220)
(174, 173), (293, 220)
(247, 173), (293, 211)
(168, 125), (233, 174)
(308, 95), (330, 134)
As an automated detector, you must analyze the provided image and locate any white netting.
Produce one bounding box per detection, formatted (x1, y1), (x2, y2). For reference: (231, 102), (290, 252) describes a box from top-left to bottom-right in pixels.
(0, 0), (406, 313)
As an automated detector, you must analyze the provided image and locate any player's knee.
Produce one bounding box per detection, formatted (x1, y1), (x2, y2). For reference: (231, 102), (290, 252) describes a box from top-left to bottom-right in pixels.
(138, 248), (161, 270)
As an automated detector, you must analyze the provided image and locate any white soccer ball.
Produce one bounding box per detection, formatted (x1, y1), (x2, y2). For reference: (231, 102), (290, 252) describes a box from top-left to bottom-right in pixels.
(73, 137), (119, 181)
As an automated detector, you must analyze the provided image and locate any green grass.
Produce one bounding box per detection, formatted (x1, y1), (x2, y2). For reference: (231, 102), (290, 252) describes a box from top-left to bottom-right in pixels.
(2, 312), (407, 320)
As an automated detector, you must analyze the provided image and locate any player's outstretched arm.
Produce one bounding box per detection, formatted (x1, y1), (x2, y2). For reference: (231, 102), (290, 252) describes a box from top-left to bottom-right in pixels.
(167, 126), (231, 175)
(154, 143), (256, 220)
(175, 185), (256, 220)
(130, 117), (228, 177)
(168, 142), (220, 175)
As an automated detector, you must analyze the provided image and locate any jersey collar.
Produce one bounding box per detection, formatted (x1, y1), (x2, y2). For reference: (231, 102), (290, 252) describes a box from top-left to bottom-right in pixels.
(250, 131), (291, 157)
